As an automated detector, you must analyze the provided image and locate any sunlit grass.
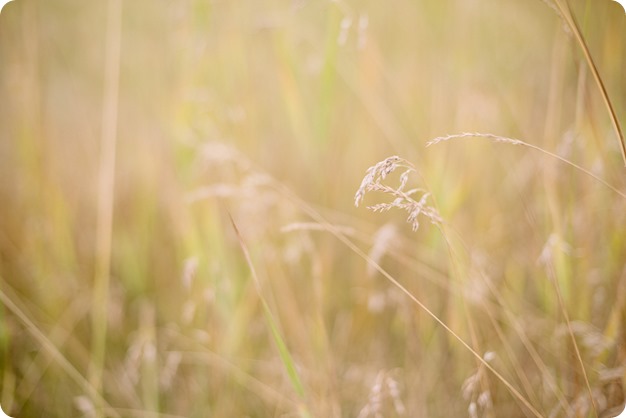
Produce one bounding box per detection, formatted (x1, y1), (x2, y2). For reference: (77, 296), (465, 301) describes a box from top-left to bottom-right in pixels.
(1, 0), (625, 417)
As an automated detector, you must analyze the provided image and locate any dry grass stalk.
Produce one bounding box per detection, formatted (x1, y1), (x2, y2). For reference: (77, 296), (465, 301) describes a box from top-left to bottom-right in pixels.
(0, 285), (118, 416)
(550, 0), (626, 167)
(426, 132), (626, 199)
(90, 0), (123, 408)
(426, 132), (523, 147)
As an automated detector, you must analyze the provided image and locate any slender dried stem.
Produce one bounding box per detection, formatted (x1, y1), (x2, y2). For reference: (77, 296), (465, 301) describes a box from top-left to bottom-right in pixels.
(552, 0), (626, 167)
(90, 0), (123, 411)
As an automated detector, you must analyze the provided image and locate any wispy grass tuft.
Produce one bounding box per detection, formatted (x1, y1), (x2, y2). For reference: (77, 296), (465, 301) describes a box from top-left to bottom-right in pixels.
(354, 156), (442, 231)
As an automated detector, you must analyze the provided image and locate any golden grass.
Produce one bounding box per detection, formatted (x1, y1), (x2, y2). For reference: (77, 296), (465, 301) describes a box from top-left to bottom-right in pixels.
(0, 0), (625, 417)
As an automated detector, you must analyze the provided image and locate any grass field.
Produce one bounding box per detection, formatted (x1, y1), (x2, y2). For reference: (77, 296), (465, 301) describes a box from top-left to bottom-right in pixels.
(1, 0), (625, 417)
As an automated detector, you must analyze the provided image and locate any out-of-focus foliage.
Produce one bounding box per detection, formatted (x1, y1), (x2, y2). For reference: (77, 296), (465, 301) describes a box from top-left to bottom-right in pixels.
(0, 0), (625, 417)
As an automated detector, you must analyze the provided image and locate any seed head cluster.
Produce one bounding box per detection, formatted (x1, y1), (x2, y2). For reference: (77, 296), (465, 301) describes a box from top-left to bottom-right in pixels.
(355, 156), (441, 231)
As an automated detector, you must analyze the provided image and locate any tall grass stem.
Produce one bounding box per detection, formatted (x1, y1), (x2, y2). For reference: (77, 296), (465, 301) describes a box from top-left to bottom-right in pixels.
(90, 0), (123, 411)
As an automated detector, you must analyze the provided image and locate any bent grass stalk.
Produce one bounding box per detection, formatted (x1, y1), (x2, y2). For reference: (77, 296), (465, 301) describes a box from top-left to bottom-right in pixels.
(427, 131), (608, 417)
(16, 297), (91, 410)
(479, 273), (574, 416)
(550, 0), (626, 167)
(0, 281), (120, 418)
(282, 215), (572, 414)
(309, 209), (544, 418)
(229, 214), (311, 418)
(426, 132), (626, 200)
(269, 184), (545, 418)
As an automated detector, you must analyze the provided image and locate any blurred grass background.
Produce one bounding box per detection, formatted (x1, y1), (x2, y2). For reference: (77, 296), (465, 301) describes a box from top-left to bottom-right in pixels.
(0, 0), (625, 416)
